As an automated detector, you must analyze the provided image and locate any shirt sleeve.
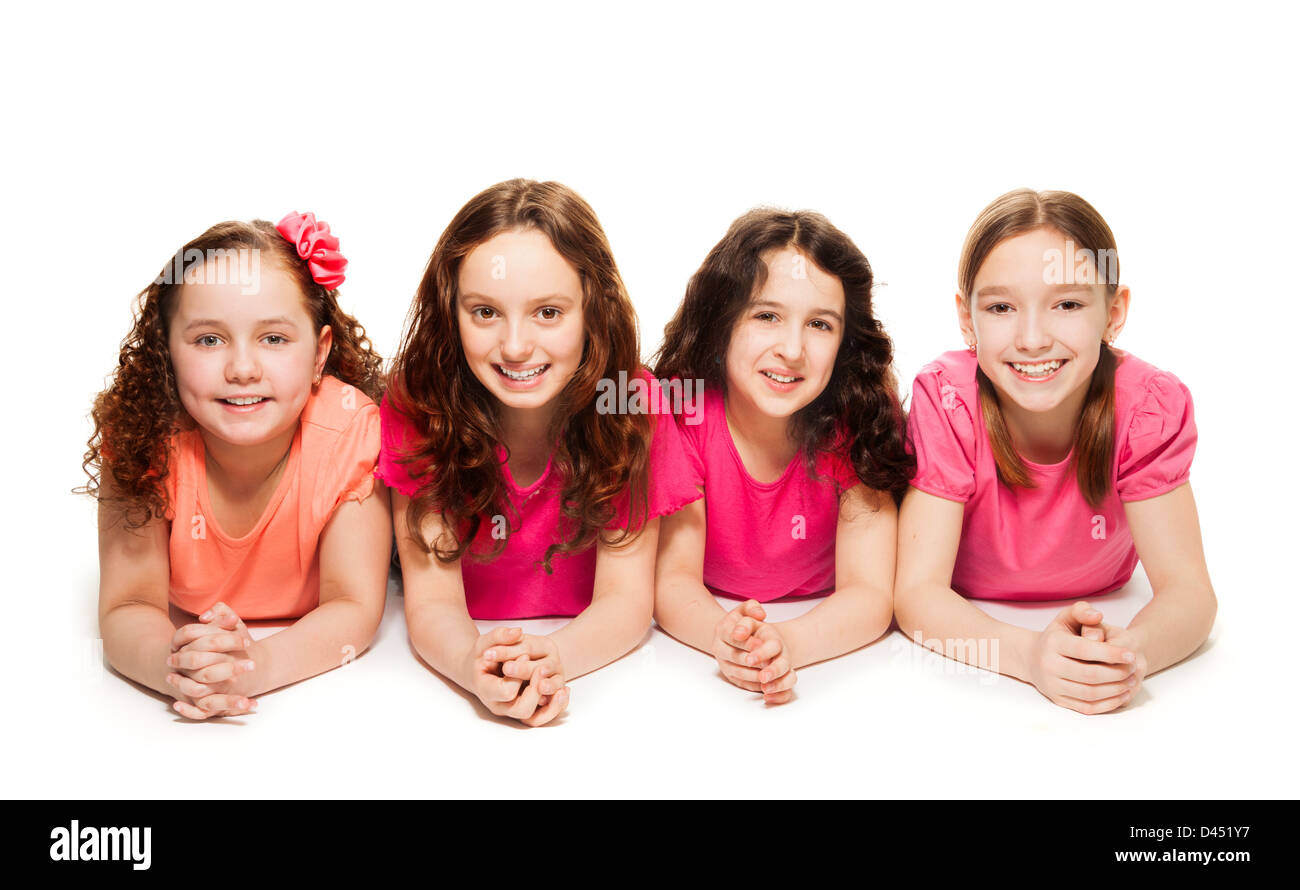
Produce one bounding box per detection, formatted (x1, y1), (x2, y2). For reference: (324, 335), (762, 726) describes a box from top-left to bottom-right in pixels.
(375, 392), (435, 499)
(608, 374), (705, 529)
(1116, 370), (1197, 502)
(314, 401), (382, 524)
(906, 365), (978, 502)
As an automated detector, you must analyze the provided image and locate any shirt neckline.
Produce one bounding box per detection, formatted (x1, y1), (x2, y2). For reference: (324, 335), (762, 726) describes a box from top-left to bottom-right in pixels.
(719, 393), (800, 490)
(195, 426), (302, 546)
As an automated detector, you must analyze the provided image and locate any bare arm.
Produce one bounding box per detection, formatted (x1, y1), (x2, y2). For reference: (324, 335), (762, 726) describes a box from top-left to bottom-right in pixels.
(653, 492), (727, 653)
(777, 484), (896, 669)
(235, 483), (393, 697)
(893, 486), (1038, 679)
(97, 476), (179, 698)
(1119, 482), (1217, 673)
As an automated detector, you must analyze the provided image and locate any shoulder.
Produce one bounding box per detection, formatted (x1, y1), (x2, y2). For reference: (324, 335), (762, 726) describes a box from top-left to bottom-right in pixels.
(910, 350), (979, 425)
(300, 375), (379, 436)
(1113, 350), (1195, 439)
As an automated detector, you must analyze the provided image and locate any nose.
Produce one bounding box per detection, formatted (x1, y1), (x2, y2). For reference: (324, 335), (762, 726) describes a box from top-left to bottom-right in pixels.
(225, 340), (261, 383)
(774, 321), (804, 364)
(500, 318), (533, 362)
(1015, 308), (1053, 354)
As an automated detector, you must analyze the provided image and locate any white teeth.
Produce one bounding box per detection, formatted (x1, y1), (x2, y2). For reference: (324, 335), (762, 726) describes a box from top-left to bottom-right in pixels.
(762, 371), (798, 384)
(224, 397), (265, 405)
(499, 365), (547, 380)
(1010, 360), (1063, 376)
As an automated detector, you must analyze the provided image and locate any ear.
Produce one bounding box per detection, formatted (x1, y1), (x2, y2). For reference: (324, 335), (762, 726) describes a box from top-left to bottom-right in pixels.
(314, 324), (333, 381)
(955, 291), (976, 347)
(1105, 286), (1131, 342)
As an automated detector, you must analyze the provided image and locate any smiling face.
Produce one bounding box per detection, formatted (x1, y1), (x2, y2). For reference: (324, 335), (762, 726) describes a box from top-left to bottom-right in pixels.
(958, 226), (1128, 423)
(724, 246), (846, 423)
(456, 228), (586, 421)
(167, 260), (331, 450)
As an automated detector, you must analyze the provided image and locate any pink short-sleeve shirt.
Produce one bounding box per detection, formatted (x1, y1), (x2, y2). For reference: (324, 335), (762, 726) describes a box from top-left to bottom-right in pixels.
(377, 370), (703, 619)
(906, 349), (1197, 601)
(677, 384), (862, 603)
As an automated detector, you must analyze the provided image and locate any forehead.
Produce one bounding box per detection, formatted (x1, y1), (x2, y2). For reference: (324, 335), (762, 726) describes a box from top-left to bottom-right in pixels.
(755, 247), (845, 311)
(974, 228), (1069, 288)
(459, 229), (583, 301)
(170, 260), (310, 325)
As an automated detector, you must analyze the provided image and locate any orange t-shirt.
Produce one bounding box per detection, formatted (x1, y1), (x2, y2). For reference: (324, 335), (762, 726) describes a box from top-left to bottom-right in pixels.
(162, 375), (381, 620)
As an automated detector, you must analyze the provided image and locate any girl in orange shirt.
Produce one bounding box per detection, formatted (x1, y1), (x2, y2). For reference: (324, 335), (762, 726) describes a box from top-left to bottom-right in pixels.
(83, 213), (392, 719)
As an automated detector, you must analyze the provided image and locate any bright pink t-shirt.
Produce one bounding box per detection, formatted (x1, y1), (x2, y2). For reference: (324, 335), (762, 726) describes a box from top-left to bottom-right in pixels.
(376, 370), (703, 619)
(677, 384), (862, 603)
(906, 349), (1197, 601)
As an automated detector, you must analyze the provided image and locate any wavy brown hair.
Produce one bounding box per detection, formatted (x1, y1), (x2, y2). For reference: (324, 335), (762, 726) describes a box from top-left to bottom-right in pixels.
(78, 218), (385, 528)
(386, 179), (651, 573)
(652, 208), (914, 504)
(958, 188), (1121, 508)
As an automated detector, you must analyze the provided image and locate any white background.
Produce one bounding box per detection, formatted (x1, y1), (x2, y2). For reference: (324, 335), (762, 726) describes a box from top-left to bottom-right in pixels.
(3, 1), (1297, 798)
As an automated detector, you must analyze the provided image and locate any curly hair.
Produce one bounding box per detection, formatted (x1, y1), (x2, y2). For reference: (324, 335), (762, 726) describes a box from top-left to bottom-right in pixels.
(387, 179), (651, 573)
(77, 218), (385, 528)
(652, 208), (915, 504)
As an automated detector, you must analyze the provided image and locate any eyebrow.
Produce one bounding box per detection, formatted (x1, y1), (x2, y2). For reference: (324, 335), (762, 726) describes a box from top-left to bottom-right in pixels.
(751, 299), (845, 323)
(460, 292), (578, 306)
(974, 284), (1094, 299)
(182, 316), (300, 332)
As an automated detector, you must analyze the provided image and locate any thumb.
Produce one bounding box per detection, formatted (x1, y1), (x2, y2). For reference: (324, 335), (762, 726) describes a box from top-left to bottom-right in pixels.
(1055, 601), (1101, 634)
(742, 599), (767, 622)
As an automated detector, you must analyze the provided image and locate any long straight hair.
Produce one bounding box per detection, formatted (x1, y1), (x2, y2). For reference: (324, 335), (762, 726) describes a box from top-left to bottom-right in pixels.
(958, 189), (1120, 508)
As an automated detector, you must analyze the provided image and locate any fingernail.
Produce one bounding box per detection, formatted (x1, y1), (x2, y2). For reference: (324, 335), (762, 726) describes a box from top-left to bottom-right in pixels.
(165, 674), (176, 685)
(200, 610), (212, 621)
(243, 660), (255, 671)
(760, 671), (771, 683)
(166, 655), (176, 667)
(485, 649), (496, 659)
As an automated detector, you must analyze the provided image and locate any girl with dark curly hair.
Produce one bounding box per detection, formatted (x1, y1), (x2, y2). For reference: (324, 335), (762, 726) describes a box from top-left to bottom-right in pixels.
(380, 179), (700, 727)
(652, 209), (913, 703)
(82, 213), (392, 720)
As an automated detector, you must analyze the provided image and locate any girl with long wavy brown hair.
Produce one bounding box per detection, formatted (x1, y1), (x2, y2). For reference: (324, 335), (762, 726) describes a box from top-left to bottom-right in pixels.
(894, 189), (1217, 715)
(82, 213), (392, 720)
(652, 208), (913, 703)
(379, 179), (700, 727)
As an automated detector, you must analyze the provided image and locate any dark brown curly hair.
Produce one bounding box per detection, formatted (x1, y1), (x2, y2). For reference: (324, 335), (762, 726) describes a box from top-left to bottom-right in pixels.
(78, 218), (385, 528)
(652, 208), (915, 504)
(386, 179), (651, 573)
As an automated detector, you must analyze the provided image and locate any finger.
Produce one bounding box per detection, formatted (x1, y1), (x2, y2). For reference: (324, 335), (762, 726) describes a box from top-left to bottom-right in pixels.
(520, 686), (569, 727)
(179, 632), (249, 654)
(500, 653), (536, 681)
(763, 688), (795, 705)
(505, 677), (543, 721)
(740, 599), (767, 622)
(483, 637), (555, 665)
(194, 693), (257, 715)
(757, 653), (792, 687)
(478, 674), (523, 704)
(203, 607), (252, 646)
(1057, 675), (1138, 702)
(533, 664), (567, 697)
(1080, 624), (1106, 642)
(1055, 601), (1101, 635)
(1054, 655), (1137, 686)
(730, 616), (762, 645)
(724, 674), (764, 693)
(478, 626), (524, 653)
(1056, 633), (1136, 666)
(167, 673), (213, 700)
(743, 626), (783, 665)
(761, 666), (798, 695)
(188, 660), (247, 685)
(1055, 688), (1134, 715)
(167, 649), (234, 672)
(172, 700), (213, 720)
(171, 622), (224, 651)
(719, 660), (764, 685)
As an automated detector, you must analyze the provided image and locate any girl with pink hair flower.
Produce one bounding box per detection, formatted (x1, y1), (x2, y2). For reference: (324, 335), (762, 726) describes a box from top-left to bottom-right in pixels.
(81, 212), (393, 719)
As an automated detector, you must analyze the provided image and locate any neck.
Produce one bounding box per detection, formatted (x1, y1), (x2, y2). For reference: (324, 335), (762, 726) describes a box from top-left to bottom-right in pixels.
(200, 424), (296, 495)
(498, 401), (558, 454)
(724, 391), (797, 465)
(997, 380), (1090, 465)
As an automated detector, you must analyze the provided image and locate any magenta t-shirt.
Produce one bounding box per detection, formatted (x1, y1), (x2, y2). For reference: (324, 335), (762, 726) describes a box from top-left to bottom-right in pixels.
(906, 349), (1197, 601)
(376, 370), (703, 619)
(677, 384), (862, 603)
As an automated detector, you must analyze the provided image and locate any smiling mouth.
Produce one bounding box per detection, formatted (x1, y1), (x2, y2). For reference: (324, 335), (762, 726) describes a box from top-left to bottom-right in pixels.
(1007, 360), (1066, 379)
(495, 363), (550, 381)
(219, 397), (269, 405)
(761, 370), (802, 384)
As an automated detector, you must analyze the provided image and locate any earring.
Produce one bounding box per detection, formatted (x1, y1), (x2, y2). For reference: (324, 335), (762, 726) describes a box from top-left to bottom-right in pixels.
(966, 340), (977, 354)
(314, 372), (322, 384)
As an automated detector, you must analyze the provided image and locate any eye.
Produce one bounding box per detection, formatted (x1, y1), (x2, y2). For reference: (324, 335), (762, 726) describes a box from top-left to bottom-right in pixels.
(472, 306), (496, 320)
(809, 319), (833, 332)
(986, 303), (1013, 315)
(196, 334), (222, 347)
(538, 307), (561, 321)
(1057, 300), (1083, 311)
(263, 334), (287, 345)
(755, 311), (778, 323)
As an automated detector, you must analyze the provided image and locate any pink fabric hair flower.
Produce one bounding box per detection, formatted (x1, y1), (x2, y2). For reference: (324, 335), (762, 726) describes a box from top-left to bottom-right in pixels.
(276, 211), (347, 289)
